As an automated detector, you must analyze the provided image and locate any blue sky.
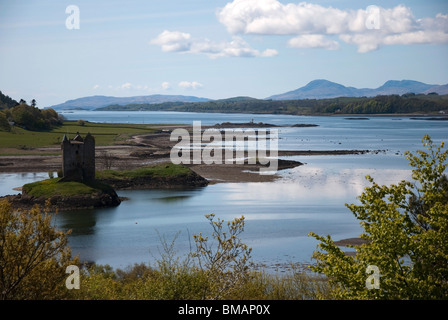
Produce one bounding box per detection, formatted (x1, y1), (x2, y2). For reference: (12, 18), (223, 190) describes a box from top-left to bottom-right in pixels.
(0, 0), (447, 107)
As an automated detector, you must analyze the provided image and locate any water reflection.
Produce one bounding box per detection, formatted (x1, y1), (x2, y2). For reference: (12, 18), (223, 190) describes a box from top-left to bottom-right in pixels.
(0, 156), (415, 270)
(56, 206), (120, 236)
(0, 172), (50, 196)
(153, 195), (192, 203)
(221, 163), (412, 209)
(0, 113), (444, 270)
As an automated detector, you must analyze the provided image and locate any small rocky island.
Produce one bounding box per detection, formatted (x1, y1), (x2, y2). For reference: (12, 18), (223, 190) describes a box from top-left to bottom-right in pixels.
(8, 178), (122, 211)
(3, 133), (208, 211)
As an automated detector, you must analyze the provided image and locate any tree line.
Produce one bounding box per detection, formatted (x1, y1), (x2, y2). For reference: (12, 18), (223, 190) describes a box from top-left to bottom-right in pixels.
(0, 91), (63, 131)
(99, 93), (448, 115)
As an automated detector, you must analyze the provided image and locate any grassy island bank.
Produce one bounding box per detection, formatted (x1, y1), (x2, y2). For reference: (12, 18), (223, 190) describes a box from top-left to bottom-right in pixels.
(4, 178), (121, 211)
(96, 162), (209, 190)
(1, 163), (208, 211)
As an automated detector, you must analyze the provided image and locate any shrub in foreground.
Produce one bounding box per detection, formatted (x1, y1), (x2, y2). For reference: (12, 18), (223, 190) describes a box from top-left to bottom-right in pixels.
(0, 200), (78, 299)
(310, 135), (448, 299)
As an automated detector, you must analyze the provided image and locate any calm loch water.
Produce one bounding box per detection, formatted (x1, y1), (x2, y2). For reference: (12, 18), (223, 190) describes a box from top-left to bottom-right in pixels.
(1, 111), (446, 270)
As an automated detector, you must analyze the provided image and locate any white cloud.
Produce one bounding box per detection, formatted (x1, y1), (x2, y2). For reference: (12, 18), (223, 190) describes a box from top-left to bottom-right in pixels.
(218, 0), (352, 35)
(161, 81), (171, 90)
(217, 0), (448, 52)
(120, 82), (132, 89)
(112, 83), (153, 92)
(150, 30), (191, 52)
(259, 48), (278, 57)
(178, 81), (203, 89)
(288, 34), (339, 50)
(384, 30), (448, 45)
(151, 30), (278, 58)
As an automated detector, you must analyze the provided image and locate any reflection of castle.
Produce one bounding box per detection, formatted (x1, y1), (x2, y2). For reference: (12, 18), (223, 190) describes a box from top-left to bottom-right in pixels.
(61, 132), (95, 182)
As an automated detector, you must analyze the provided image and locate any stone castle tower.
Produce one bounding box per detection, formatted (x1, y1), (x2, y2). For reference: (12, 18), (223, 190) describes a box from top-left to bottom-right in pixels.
(61, 132), (95, 182)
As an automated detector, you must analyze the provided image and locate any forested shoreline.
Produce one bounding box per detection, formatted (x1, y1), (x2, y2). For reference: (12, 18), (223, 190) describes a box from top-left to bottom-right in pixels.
(98, 93), (448, 115)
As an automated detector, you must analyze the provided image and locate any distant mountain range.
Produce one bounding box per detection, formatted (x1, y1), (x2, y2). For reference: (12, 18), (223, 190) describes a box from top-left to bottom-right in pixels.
(267, 79), (448, 100)
(49, 80), (448, 110)
(50, 94), (211, 111)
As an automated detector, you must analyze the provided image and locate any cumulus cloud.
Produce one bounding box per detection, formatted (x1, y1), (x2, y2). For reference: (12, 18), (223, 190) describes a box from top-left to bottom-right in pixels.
(288, 34), (339, 50)
(150, 30), (192, 52)
(161, 81), (171, 90)
(120, 82), (132, 89)
(218, 0), (353, 35)
(217, 0), (448, 52)
(151, 30), (278, 58)
(178, 81), (203, 89)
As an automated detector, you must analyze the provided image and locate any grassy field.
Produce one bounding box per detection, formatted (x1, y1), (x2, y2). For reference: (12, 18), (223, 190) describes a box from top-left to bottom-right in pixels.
(0, 121), (156, 154)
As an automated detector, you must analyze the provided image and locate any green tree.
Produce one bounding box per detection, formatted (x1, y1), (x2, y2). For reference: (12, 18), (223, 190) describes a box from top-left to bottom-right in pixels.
(192, 214), (253, 299)
(0, 91), (18, 110)
(0, 200), (78, 299)
(0, 112), (10, 131)
(9, 104), (62, 131)
(309, 135), (448, 299)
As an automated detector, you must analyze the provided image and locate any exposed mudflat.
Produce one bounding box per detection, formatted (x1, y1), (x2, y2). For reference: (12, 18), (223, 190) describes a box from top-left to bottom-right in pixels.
(0, 122), (379, 183)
